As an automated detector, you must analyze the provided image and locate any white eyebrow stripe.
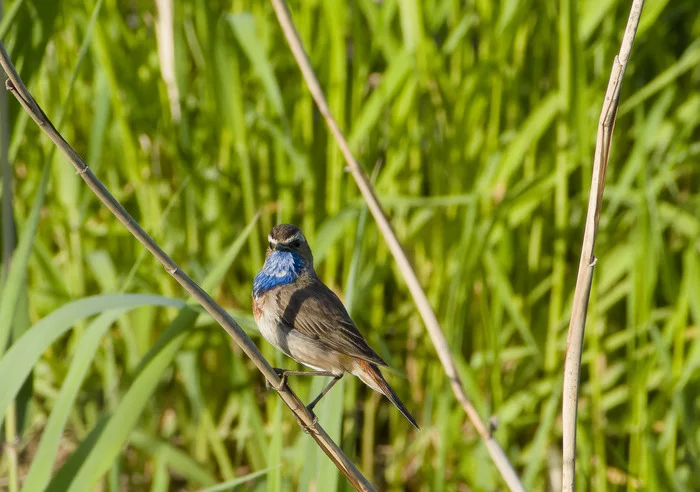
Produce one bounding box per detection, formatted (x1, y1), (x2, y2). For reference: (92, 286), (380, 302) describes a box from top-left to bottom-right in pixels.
(282, 231), (304, 243)
(268, 235), (277, 244)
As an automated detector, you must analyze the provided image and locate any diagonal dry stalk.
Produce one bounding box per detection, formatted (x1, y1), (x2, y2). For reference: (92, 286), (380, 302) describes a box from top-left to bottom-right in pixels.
(0, 42), (375, 492)
(268, 1), (524, 490)
(562, 1), (645, 490)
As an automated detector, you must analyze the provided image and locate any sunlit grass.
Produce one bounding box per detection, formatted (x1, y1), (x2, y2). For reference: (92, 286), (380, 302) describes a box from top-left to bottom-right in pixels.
(1, 0), (699, 490)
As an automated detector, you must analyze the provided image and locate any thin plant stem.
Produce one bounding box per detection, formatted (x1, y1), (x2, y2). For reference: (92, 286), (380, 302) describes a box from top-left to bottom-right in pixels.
(0, 42), (376, 492)
(561, 1), (645, 490)
(268, 1), (524, 490)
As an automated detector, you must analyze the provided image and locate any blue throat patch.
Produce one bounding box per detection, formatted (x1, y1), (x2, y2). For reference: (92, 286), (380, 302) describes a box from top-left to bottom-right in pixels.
(253, 250), (305, 298)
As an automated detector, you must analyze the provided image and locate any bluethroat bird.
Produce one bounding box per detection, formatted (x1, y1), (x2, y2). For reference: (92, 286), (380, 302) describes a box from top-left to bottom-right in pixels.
(252, 224), (419, 429)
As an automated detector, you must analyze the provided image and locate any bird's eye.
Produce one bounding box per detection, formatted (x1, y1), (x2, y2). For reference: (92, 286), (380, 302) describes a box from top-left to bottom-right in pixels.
(268, 241), (273, 249)
(290, 239), (301, 248)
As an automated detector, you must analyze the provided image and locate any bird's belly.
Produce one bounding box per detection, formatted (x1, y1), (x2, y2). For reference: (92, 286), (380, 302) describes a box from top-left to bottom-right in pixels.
(285, 335), (351, 376)
(254, 300), (347, 376)
(255, 306), (289, 355)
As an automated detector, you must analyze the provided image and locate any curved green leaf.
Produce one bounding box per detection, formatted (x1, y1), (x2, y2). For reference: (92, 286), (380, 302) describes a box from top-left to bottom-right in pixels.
(198, 467), (278, 492)
(21, 308), (156, 492)
(0, 294), (184, 418)
(58, 309), (195, 492)
(0, 164), (49, 355)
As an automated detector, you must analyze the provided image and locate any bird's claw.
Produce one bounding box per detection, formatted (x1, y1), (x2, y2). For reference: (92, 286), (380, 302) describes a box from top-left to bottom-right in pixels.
(265, 368), (288, 391)
(298, 413), (319, 434)
(266, 375), (287, 391)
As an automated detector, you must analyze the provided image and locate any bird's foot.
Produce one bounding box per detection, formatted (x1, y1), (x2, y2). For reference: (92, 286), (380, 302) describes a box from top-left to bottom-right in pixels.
(297, 413), (319, 434)
(265, 368), (288, 391)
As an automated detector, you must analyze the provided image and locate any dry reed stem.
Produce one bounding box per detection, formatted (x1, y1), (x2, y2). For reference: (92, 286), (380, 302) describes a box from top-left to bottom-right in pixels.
(562, 1), (645, 490)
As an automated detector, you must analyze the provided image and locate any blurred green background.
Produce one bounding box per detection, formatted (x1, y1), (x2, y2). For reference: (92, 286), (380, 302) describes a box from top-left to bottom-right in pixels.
(1, 0), (699, 490)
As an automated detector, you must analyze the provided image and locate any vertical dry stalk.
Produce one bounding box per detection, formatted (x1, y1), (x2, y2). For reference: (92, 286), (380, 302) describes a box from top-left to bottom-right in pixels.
(268, 1), (524, 490)
(562, 1), (644, 490)
(0, 42), (375, 492)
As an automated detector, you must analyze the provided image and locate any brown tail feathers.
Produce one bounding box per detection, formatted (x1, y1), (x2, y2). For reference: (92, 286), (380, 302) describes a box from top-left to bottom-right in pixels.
(355, 359), (420, 430)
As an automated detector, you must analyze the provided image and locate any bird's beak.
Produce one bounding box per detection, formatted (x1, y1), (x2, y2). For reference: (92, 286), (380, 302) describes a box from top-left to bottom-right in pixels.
(275, 243), (289, 252)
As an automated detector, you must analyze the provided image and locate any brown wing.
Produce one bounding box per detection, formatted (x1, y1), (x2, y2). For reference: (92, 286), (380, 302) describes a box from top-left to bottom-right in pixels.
(271, 277), (387, 366)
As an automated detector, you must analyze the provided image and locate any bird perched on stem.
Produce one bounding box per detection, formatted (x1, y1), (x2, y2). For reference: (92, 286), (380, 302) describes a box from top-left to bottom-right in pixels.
(252, 224), (419, 429)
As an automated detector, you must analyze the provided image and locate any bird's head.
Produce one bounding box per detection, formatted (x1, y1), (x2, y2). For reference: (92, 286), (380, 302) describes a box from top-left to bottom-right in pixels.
(266, 224), (314, 268)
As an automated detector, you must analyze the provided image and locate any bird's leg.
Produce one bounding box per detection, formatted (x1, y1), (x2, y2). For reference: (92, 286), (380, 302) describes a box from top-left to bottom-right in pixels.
(266, 369), (337, 391)
(306, 374), (344, 411)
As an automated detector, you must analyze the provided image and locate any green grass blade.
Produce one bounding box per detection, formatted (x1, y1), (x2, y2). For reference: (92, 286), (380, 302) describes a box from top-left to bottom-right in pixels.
(0, 294), (184, 418)
(202, 210), (260, 292)
(494, 93), (560, 187)
(198, 467), (278, 492)
(347, 48), (413, 150)
(58, 309), (196, 492)
(620, 40), (700, 115)
(227, 13), (286, 121)
(130, 430), (217, 487)
(0, 0), (25, 40)
(0, 164), (49, 355)
(21, 308), (156, 492)
(44, 415), (111, 492)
